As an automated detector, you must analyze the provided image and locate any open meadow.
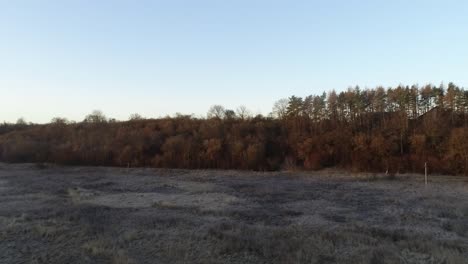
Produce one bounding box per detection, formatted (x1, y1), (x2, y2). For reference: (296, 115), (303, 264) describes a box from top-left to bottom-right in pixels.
(1, 163), (468, 264)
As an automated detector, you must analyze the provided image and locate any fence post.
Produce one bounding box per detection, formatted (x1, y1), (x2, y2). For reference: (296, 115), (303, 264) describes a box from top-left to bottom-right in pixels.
(425, 162), (428, 186)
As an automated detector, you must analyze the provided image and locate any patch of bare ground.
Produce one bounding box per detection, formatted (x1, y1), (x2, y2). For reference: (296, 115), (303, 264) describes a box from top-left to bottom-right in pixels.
(1, 163), (468, 263)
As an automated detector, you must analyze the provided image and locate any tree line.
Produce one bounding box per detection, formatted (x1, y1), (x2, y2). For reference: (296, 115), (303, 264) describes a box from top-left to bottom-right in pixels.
(1, 82), (468, 175)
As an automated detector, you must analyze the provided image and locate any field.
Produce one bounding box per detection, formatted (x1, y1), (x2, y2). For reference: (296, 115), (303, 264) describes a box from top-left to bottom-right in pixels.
(1, 163), (468, 264)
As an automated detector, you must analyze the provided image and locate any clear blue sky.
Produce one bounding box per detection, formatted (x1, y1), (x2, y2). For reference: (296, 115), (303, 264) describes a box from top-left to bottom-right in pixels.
(1, 0), (467, 123)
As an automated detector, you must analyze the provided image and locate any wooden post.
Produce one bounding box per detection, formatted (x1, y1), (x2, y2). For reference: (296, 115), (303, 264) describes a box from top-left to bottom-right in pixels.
(424, 162), (428, 186)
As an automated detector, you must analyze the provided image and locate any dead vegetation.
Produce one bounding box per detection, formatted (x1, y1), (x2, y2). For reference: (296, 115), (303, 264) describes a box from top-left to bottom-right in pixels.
(1, 163), (468, 263)
(2, 83), (468, 176)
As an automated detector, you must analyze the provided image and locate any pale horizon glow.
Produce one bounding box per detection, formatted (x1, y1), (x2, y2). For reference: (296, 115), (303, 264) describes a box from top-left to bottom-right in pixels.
(1, 0), (468, 123)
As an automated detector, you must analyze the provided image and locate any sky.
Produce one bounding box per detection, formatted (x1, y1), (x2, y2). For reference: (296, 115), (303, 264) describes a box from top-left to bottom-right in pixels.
(1, 0), (467, 123)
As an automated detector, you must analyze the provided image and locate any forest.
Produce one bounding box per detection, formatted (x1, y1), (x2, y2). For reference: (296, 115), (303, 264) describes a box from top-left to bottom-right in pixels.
(1, 82), (468, 175)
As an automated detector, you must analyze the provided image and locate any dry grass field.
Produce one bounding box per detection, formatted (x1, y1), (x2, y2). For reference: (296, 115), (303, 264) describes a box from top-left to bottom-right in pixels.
(1, 163), (468, 264)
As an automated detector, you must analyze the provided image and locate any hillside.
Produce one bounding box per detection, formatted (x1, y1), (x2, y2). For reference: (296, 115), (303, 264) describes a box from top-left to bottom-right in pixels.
(1, 84), (468, 175)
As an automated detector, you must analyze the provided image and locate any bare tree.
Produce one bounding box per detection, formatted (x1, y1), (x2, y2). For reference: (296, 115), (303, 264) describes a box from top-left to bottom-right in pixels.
(129, 113), (143, 121)
(16, 117), (27, 126)
(207, 105), (226, 119)
(236, 105), (252, 120)
(51, 117), (69, 125)
(84, 110), (107, 123)
(272, 98), (288, 119)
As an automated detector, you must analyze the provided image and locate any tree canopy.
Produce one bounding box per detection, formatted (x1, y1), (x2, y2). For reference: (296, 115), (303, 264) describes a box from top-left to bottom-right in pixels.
(1, 83), (468, 175)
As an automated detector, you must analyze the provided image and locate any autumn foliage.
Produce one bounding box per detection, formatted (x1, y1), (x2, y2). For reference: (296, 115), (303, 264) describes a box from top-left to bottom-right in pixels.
(1, 83), (468, 175)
